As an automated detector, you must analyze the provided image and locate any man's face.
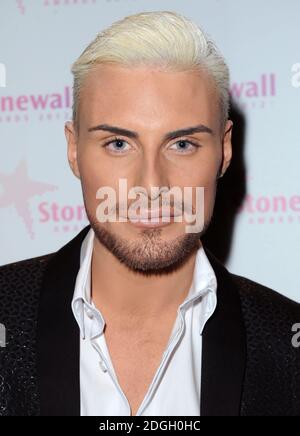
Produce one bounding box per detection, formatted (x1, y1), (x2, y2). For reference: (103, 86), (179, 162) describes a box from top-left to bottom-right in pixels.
(65, 64), (232, 273)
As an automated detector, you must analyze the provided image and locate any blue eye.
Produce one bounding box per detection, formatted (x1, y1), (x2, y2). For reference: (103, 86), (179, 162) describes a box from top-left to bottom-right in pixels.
(169, 140), (200, 153)
(103, 138), (131, 153)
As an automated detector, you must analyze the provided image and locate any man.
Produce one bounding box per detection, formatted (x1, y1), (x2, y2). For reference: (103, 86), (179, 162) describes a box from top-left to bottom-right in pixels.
(0, 10), (299, 416)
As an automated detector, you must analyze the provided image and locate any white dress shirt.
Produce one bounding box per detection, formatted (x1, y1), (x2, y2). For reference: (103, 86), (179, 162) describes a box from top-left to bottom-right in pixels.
(71, 228), (217, 416)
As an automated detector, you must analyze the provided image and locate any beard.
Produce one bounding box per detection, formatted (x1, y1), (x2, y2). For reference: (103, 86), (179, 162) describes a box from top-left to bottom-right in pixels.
(87, 211), (212, 276)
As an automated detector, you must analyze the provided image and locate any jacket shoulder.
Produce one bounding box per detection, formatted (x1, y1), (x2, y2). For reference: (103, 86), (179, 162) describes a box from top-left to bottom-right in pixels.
(230, 272), (300, 416)
(0, 253), (55, 320)
(0, 252), (54, 272)
(230, 272), (300, 315)
(0, 253), (54, 281)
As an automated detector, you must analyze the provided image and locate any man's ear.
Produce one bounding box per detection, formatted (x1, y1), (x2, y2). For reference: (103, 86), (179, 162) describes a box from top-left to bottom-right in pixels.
(220, 119), (233, 177)
(65, 121), (80, 179)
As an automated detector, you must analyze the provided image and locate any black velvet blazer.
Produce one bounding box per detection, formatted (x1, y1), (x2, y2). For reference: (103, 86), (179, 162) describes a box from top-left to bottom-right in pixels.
(0, 225), (299, 416)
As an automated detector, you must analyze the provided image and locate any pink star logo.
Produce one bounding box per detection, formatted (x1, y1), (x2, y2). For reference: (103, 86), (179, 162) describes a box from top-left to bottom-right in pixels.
(0, 159), (58, 238)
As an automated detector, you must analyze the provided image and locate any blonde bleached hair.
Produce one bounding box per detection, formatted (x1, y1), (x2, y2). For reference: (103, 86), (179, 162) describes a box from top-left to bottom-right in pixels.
(71, 10), (230, 131)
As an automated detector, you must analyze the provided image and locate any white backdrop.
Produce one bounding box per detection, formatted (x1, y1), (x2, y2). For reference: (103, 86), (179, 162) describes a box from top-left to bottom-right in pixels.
(0, 0), (299, 302)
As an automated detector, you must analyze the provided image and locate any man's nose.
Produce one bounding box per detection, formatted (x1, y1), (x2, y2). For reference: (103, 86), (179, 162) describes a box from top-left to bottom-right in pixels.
(134, 153), (170, 200)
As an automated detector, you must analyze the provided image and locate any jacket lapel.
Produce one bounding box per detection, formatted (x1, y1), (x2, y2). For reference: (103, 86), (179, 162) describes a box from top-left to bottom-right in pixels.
(37, 225), (91, 416)
(201, 246), (247, 416)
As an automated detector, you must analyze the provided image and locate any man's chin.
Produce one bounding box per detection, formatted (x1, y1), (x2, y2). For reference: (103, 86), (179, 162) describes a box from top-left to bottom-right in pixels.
(90, 221), (201, 276)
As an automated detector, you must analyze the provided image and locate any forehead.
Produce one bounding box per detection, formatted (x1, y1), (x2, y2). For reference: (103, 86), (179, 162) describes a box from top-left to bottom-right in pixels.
(79, 63), (220, 127)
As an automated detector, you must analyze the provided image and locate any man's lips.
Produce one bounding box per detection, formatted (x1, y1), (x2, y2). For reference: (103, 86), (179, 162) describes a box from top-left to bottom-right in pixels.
(120, 209), (182, 221)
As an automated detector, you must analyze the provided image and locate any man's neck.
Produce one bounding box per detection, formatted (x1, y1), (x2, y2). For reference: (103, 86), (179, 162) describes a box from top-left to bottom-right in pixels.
(90, 238), (200, 326)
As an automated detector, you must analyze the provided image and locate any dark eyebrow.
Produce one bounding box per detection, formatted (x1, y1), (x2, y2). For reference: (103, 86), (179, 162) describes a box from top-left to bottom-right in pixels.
(87, 123), (214, 140)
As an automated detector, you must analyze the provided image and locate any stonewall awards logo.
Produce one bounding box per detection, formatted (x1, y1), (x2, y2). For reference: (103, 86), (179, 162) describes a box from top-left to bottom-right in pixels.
(0, 85), (72, 124)
(16, 0), (98, 15)
(230, 73), (277, 110)
(0, 159), (89, 238)
(238, 193), (300, 225)
(15, 0), (136, 15)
